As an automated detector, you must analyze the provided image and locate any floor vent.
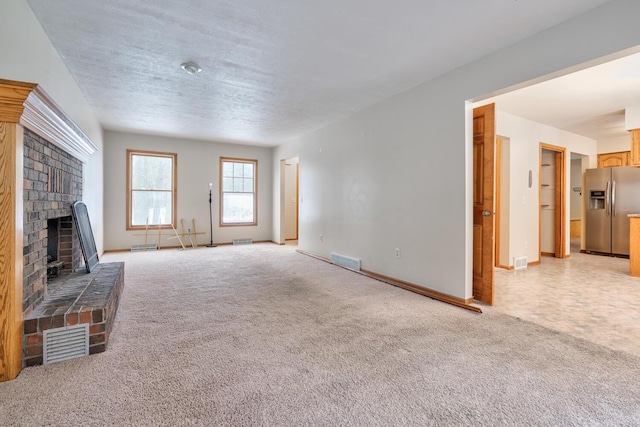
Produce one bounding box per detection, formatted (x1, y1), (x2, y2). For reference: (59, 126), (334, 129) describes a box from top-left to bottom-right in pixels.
(43, 324), (89, 365)
(330, 252), (361, 271)
(233, 238), (253, 245)
(131, 243), (158, 251)
(514, 256), (528, 270)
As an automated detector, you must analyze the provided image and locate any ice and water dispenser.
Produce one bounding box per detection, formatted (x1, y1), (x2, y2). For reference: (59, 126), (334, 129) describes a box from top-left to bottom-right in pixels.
(589, 190), (605, 210)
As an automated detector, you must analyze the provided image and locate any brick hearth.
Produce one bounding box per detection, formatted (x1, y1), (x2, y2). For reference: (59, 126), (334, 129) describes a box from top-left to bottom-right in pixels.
(23, 262), (124, 366)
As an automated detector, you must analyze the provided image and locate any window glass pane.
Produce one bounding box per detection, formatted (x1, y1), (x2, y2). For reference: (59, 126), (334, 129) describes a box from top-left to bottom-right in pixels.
(132, 155), (172, 190)
(222, 193), (254, 223)
(233, 178), (244, 192)
(234, 163), (244, 177)
(244, 163), (254, 178)
(223, 177), (234, 192)
(131, 191), (172, 226)
(243, 178), (253, 192)
(223, 162), (234, 177)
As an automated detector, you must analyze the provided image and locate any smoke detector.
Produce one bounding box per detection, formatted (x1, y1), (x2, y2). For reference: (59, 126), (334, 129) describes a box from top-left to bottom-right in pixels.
(180, 61), (202, 74)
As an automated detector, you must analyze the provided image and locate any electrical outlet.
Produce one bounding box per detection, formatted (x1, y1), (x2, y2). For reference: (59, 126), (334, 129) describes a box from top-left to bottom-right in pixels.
(319, 234), (323, 242)
(395, 248), (401, 258)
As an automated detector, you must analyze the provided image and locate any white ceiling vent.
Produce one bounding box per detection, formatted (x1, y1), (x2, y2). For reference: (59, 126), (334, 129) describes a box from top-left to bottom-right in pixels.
(43, 324), (89, 364)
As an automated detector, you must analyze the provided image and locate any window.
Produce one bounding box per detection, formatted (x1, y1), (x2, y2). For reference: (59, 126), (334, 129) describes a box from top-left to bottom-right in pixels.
(127, 149), (177, 230)
(220, 157), (257, 226)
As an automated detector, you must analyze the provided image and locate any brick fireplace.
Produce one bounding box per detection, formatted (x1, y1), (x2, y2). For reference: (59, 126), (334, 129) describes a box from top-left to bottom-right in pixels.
(22, 128), (83, 316)
(0, 79), (123, 380)
(20, 125), (124, 368)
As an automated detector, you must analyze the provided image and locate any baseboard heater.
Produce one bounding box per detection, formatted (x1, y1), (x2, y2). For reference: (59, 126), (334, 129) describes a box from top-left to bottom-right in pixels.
(330, 252), (361, 271)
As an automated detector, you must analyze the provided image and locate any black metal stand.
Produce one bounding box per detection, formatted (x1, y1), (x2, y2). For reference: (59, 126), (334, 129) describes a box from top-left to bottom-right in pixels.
(206, 188), (216, 247)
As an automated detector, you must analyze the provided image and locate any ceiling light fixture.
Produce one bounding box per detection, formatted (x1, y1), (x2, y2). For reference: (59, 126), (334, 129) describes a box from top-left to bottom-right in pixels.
(180, 61), (202, 75)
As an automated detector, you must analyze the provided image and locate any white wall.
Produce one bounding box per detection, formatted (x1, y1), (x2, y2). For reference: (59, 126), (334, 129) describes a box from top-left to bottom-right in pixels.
(0, 0), (105, 254)
(103, 131), (273, 250)
(496, 111), (596, 265)
(597, 135), (631, 153)
(274, 0), (639, 299)
(570, 158), (583, 220)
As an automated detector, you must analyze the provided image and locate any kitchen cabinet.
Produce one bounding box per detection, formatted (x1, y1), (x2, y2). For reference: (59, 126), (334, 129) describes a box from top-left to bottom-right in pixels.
(630, 129), (640, 166)
(597, 151), (630, 168)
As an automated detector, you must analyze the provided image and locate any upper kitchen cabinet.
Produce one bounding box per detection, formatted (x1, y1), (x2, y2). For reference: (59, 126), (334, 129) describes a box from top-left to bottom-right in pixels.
(597, 151), (630, 168)
(630, 129), (640, 166)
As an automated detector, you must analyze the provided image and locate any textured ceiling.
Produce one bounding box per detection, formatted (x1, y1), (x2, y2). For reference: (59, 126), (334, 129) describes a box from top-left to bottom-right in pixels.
(26, 0), (611, 146)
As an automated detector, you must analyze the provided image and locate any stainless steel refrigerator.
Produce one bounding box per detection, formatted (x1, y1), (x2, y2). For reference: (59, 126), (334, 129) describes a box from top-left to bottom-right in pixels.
(585, 166), (640, 256)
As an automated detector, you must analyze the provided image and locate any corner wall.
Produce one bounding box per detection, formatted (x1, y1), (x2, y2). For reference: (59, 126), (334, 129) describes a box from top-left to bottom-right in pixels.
(274, 0), (640, 300)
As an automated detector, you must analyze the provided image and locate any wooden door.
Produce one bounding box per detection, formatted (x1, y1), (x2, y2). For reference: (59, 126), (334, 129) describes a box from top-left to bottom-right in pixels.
(473, 104), (495, 304)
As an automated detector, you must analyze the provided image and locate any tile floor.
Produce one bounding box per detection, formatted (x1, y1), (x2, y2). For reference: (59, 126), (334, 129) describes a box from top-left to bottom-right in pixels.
(488, 239), (640, 356)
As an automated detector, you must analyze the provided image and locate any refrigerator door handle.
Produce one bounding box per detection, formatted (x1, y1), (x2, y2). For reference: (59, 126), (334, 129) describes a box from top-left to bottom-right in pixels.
(606, 180), (611, 216)
(612, 180), (617, 217)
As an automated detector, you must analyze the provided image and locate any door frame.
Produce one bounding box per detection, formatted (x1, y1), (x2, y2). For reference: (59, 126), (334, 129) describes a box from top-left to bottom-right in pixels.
(539, 143), (567, 258)
(279, 156), (300, 243)
(495, 136), (502, 268)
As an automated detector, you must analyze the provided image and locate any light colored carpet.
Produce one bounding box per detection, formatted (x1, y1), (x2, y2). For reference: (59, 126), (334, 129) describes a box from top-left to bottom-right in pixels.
(1, 243), (638, 426)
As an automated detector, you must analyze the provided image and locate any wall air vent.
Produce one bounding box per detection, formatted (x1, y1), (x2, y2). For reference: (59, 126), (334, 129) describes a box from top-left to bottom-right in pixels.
(330, 252), (361, 271)
(130, 243), (158, 251)
(514, 256), (528, 270)
(43, 324), (89, 364)
(233, 239), (253, 245)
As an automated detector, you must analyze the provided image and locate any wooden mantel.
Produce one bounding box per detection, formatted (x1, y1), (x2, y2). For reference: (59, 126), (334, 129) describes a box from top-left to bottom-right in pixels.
(0, 78), (98, 382)
(0, 79), (35, 382)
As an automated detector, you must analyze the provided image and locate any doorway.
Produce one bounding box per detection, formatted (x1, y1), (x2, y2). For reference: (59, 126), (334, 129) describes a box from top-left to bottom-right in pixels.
(282, 156), (299, 243)
(539, 143), (566, 259)
(570, 153), (587, 253)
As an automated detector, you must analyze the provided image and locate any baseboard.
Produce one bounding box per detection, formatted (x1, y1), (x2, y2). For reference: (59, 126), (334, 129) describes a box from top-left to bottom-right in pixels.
(105, 240), (277, 252)
(497, 264), (513, 270)
(271, 240), (286, 245)
(296, 249), (482, 313)
(541, 252), (555, 257)
(528, 260), (541, 267)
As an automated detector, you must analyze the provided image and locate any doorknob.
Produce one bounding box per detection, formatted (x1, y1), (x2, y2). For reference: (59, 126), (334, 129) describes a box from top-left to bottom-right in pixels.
(482, 210), (491, 216)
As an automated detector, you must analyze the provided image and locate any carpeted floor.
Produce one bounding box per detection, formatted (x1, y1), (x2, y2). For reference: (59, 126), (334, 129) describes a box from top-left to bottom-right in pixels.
(1, 243), (638, 426)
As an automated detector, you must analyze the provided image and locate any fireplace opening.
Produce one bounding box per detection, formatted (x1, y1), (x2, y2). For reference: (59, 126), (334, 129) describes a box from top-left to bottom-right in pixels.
(46, 218), (63, 279)
(47, 218), (58, 263)
(46, 215), (79, 282)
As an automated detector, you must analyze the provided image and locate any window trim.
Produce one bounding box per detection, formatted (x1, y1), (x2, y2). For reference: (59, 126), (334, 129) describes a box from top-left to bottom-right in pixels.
(126, 149), (177, 231)
(219, 157), (258, 227)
